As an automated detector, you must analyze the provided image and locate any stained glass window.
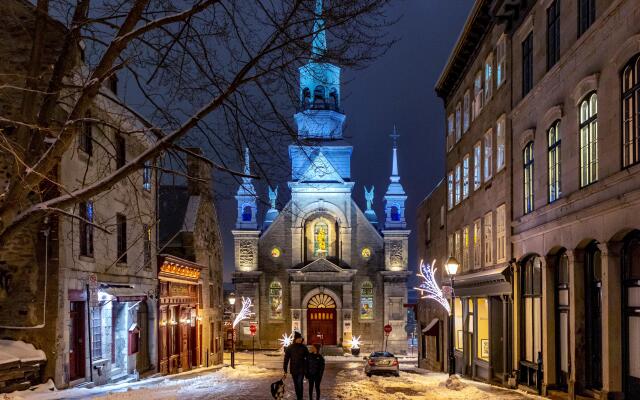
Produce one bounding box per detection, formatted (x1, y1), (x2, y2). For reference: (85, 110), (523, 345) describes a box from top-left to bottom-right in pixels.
(360, 281), (374, 320)
(314, 222), (329, 257)
(269, 281), (283, 319)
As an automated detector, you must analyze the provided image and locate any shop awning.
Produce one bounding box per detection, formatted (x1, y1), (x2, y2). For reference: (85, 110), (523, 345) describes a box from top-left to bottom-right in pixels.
(452, 265), (512, 297)
(100, 285), (147, 302)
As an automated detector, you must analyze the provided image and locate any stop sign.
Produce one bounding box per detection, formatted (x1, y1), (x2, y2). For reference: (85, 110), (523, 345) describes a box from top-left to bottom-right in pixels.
(384, 324), (392, 336)
(249, 324), (257, 336)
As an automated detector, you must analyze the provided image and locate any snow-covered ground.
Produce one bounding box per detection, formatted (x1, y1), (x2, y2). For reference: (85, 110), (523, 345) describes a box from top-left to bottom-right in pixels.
(3, 352), (543, 400)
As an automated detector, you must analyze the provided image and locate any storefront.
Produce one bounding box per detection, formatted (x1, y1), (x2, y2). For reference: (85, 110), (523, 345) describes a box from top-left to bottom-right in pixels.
(452, 266), (512, 385)
(157, 255), (203, 375)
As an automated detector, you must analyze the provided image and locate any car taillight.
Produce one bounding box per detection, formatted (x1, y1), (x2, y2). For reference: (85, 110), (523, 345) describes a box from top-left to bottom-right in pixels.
(368, 359), (375, 366)
(392, 359), (399, 366)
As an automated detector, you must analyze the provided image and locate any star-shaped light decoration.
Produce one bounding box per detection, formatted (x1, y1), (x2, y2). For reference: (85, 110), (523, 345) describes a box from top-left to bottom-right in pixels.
(233, 297), (254, 328)
(279, 332), (294, 349)
(349, 335), (362, 349)
(414, 259), (451, 315)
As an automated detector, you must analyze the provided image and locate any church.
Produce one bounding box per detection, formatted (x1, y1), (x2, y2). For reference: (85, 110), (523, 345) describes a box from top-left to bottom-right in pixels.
(231, 1), (410, 354)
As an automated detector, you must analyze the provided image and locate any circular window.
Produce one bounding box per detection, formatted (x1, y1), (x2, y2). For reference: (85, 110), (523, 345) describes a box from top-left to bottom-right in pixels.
(361, 247), (371, 259)
(271, 247), (281, 258)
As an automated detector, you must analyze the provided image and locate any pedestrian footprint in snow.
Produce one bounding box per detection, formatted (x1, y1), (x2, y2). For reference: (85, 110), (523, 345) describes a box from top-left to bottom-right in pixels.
(283, 331), (308, 400)
(305, 343), (325, 400)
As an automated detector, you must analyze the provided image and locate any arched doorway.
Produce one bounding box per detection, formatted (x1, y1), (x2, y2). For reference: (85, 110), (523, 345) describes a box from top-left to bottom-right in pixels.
(622, 231), (640, 398)
(307, 293), (337, 345)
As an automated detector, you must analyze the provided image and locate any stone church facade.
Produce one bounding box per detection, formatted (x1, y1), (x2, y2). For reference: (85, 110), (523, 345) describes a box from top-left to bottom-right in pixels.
(232, 2), (410, 354)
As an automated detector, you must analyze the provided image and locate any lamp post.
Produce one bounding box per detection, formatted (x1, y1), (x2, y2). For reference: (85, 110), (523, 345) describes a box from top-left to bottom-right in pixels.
(445, 256), (459, 377)
(229, 292), (236, 369)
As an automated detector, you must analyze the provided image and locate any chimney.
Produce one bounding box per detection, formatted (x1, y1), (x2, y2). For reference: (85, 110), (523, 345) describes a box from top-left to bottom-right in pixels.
(185, 147), (211, 195)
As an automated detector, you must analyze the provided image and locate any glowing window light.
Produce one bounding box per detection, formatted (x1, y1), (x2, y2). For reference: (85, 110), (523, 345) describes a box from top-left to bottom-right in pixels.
(414, 259), (451, 315)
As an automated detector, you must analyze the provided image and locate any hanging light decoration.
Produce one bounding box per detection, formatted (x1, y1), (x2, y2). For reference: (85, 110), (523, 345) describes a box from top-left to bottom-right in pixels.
(349, 335), (362, 349)
(279, 332), (294, 349)
(233, 297), (254, 328)
(414, 259), (451, 315)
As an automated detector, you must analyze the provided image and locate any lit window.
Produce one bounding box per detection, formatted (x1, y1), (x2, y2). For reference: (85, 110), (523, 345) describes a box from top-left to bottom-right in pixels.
(485, 53), (493, 101)
(463, 90), (470, 132)
(269, 281), (283, 319)
(484, 130), (493, 181)
(143, 161), (152, 191)
(484, 212), (493, 266)
(622, 54), (640, 167)
(496, 115), (506, 172)
(473, 219), (481, 269)
(462, 154), (470, 199)
(143, 224), (152, 268)
(80, 201), (94, 257)
(448, 234), (454, 261)
(524, 142), (535, 214)
(463, 225), (470, 270)
(548, 121), (561, 202)
(361, 247), (371, 259)
(271, 247), (281, 258)
(447, 171), (454, 210)
(477, 298), (489, 361)
(455, 230), (461, 267)
(454, 164), (461, 205)
(496, 35), (507, 87)
(579, 93), (598, 187)
(447, 114), (455, 151)
(454, 298), (463, 351)
(360, 281), (374, 320)
(496, 205), (506, 263)
(521, 257), (542, 365)
(474, 142), (482, 190)
(313, 221), (329, 257)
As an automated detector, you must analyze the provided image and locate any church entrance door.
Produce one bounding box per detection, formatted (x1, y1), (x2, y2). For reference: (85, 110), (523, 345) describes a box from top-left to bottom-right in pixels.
(307, 293), (337, 345)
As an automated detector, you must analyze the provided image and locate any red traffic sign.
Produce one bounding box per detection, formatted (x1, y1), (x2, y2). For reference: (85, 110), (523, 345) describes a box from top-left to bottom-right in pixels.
(249, 324), (257, 335)
(384, 324), (392, 335)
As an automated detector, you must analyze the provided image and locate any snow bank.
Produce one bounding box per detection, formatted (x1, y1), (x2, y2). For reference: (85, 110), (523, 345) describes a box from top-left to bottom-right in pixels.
(0, 340), (46, 365)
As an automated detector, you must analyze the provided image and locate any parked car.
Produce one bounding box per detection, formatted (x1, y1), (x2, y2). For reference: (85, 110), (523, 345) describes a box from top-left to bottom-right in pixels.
(363, 351), (399, 377)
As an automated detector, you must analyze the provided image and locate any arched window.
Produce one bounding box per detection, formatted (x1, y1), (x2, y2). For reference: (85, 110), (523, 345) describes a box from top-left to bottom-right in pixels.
(242, 205), (252, 222)
(313, 221), (329, 257)
(548, 121), (561, 203)
(329, 88), (338, 110)
(302, 87), (311, 107)
(269, 281), (283, 319)
(360, 281), (374, 320)
(622, 54), (640, 167)
(520, 256), (542, 387)
(622, 231), (640, 396)
(523, 142), (534, 214)
(313, 85), (325, 107)
(390, 206), (400, 221)
(579, 92), (598, 187)
(584, 242), (602, 390)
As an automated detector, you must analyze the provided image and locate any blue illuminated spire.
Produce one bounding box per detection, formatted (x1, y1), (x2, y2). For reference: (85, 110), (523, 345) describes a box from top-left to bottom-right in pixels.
(311, 0), (326, 60)
(235, 147), (258, 229)
(383, 126), (407, 229)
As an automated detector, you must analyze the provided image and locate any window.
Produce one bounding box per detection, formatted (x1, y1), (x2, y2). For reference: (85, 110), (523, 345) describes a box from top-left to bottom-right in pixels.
(585, 242), (603, 389)
(91, 308), (102, 359)
(497, 34), (507, 87)
(209, 285), (215, 309)
(579, 93), (598, 187)
(473, 219), (481, 269)
(447, 171), (454, 210)
(448, 234), (454, 260)
(440, 205), (445, 227)
(447, 114), (455, 151)
(477, 298), (489, 361)
(463, 90), (470, 132)
(269, 281), (283, 319)
(455, 102), (462, 142)
(484, 130), (493, 181)
(556, 252), (570, 384)
(454, 298), (463, 351)
(524, 142), (535, 214)
(484, 212), (493, 266)
(79, 111), (93, 155)
(522, 32), (533, 96)
(143, 224), (151, 268)
(462, 154), (470, 199)
(496, 204), (506, 263)
(485, 53), (493, 101)
(622, 54), (640, 167)
(548, 121), (561, 202)
(242, 205), (252, 222)
(454, 164), (461, 205)
(313, 221), (329, 257)
(390, 206), (400, 221)
(454, 230), (461, 267)
(115, 134), (126, 169)
(473, 71), (483, 119)
(360, 281), (374, 320)
(426, 217), (431, 242)
(547, 0), (561, 70)
(463, 226), (470, 270)
(578, 0), (595, 37)
(116, 213), (127, 263)
(143, 161), (152, 191)
(79, 201), (94, 257)
(496, 115), (506, 172)
(521, 256), (542, 367)
(474, 142), (482, 190)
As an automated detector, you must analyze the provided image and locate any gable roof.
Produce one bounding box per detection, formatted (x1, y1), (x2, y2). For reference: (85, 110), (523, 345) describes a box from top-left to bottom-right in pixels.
(300, 258), (345, 273)
(299, 151), (344, 183)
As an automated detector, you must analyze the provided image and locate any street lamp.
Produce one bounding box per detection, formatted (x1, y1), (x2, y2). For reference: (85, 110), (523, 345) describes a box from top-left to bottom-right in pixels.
(444, 256), (459, 377)
(229, 293), (236, 369)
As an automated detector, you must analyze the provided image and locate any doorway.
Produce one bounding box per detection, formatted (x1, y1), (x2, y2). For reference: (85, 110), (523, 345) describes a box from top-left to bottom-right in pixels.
(69, 301), (86, 381)
(623, 232), (640, 398)
(306, 293), (337, 345)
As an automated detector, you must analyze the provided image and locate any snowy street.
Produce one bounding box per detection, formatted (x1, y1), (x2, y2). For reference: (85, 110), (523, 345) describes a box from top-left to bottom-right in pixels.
(6, 352), (542, 400)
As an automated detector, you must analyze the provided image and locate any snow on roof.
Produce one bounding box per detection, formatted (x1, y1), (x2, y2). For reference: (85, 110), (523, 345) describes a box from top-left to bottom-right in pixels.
(0, 340), (46, 365)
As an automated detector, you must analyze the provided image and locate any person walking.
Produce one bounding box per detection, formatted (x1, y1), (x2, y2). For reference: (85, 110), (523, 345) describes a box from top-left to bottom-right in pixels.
(283, 332), (308, 400)
(306, 343), (325, 400)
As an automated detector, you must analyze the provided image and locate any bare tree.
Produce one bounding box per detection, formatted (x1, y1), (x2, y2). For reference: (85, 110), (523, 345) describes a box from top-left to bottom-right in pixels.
(0, 0), (393, 244)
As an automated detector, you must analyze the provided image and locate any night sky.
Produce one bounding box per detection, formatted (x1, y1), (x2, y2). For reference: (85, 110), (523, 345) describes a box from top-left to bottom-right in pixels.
(218, 1), (474, 282)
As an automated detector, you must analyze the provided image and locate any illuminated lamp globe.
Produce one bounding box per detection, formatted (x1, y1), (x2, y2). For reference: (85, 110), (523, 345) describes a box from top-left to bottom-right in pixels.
(445, 257), (460, 276)
(228, 292), (236, 306)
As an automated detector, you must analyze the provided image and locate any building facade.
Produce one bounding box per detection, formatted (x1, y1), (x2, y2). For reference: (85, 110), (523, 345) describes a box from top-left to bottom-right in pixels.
(505, 0), (640, 398)
(231, 3), (410, 354)
(434, 0), (514, 385)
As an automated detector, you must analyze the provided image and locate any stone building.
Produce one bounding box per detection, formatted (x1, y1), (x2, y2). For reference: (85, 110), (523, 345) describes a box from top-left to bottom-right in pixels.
(158, 149), (225, 373)
(433, 0), (515, 385)
(504, 0), (640, 398)
(415, 180), (448, 372)
(231, 2), (410, 354)
(0, 0), (158, 388)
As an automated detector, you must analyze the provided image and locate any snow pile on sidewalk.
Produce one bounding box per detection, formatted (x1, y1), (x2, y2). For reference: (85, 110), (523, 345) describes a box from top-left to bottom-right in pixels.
(0, 340), (45, 365)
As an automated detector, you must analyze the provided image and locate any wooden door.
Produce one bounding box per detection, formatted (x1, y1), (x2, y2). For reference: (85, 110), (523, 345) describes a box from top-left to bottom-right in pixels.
(69, 301), (85, 381)
(307, 308), (336, 345)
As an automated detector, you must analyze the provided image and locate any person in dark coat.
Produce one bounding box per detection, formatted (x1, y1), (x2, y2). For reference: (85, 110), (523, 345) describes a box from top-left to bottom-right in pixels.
(283, 332), (308, 400)
(306, 343), (325, 400)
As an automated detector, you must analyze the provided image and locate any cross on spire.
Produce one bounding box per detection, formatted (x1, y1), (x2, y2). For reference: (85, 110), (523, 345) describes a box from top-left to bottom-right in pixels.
(311, 0), (326, 59)
(390, 125), (400, 148)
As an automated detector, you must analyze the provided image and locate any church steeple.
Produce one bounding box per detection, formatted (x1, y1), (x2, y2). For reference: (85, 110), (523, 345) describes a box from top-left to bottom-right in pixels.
(311, 0), (326, 60)
(383, 126), (407, 229)
(235, 147), (258, 229)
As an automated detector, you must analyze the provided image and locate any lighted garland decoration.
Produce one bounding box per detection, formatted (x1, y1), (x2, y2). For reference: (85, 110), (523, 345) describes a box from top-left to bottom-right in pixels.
(279, 332), (294, 349)
(233, 297), (254, 328)
(414, 259), (451, 315)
